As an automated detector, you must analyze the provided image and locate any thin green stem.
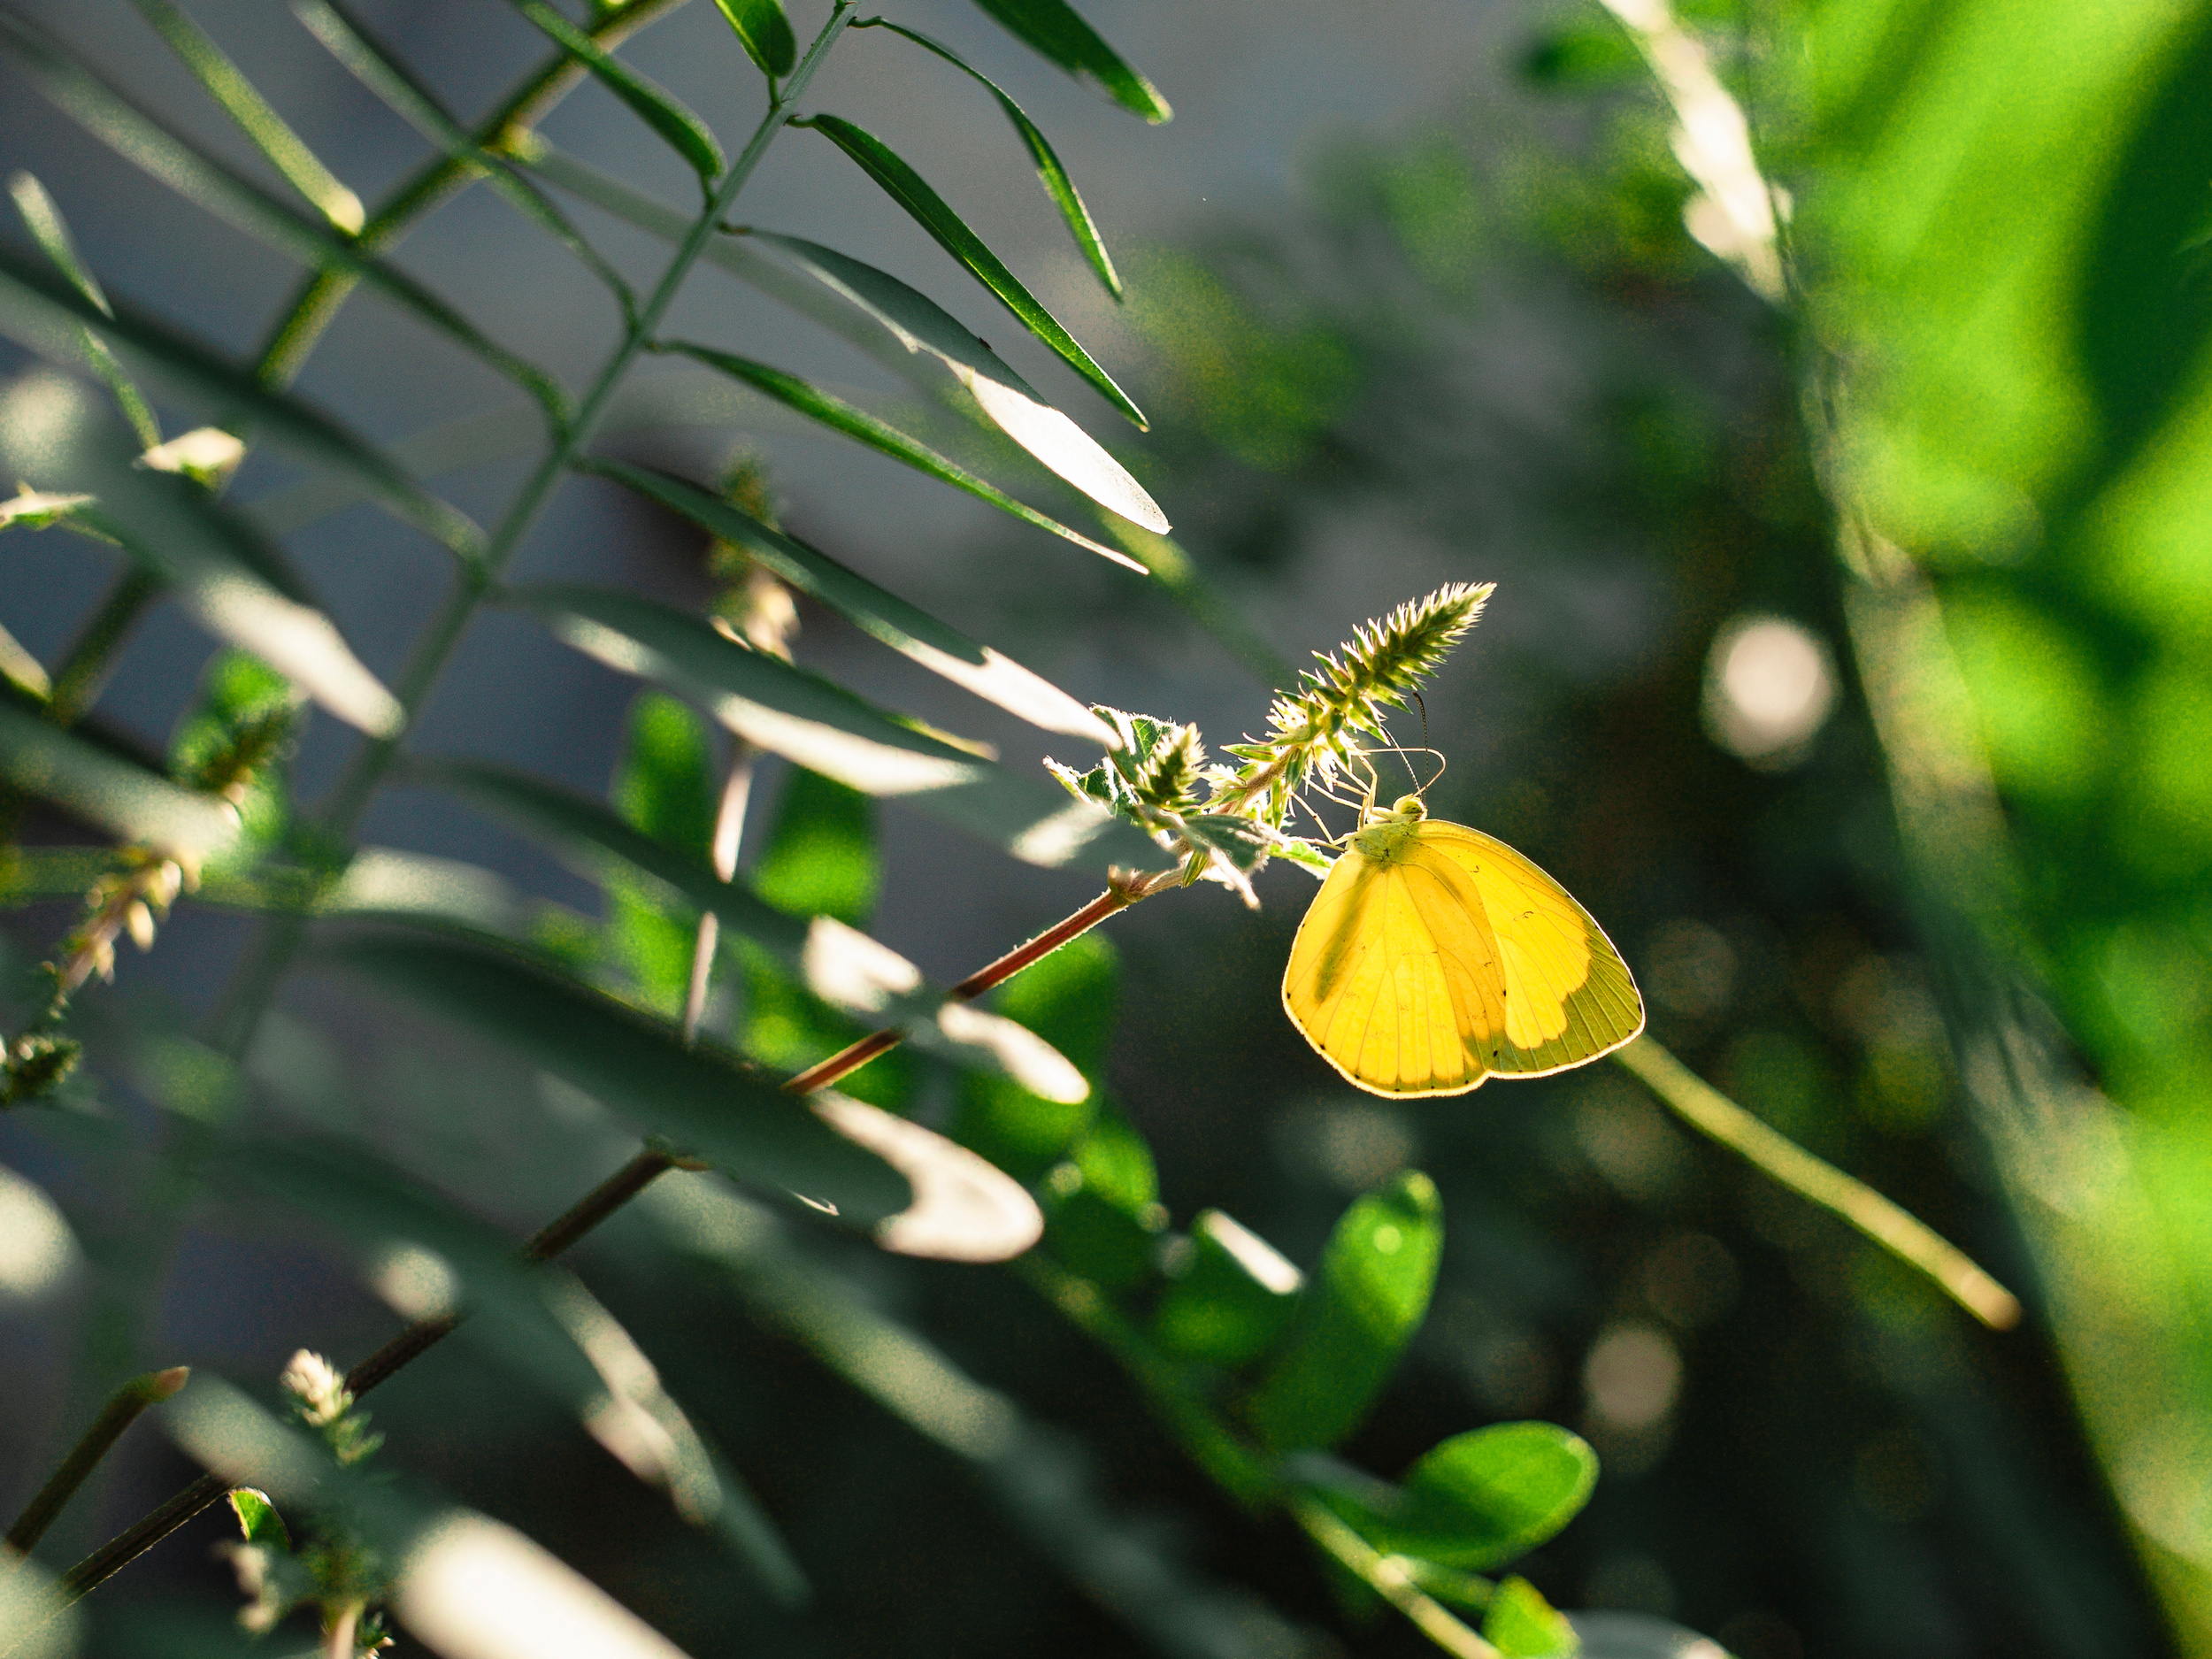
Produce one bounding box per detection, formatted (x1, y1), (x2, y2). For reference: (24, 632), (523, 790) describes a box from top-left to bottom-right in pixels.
(44, 570), (160, 729)
(207, 2), (860, 1061)
(1613, 1034), (2023, 1329)
(4, 1367), (189, 1555)
(1290, 1495), (1502, 1659)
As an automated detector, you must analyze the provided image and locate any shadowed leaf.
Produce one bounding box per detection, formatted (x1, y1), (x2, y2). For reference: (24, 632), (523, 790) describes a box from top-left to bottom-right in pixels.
(505, 0), (723, 190)
(713, 0), (795, 79)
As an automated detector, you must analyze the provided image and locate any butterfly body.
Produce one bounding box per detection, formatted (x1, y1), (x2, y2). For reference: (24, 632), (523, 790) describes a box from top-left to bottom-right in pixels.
(1282, 796), (1644, 1097)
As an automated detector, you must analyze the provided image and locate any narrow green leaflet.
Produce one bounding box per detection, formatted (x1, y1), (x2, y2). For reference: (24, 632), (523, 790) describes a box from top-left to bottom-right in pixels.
(0, 703), (237, 856)
(0, 245), (480, 562)
(5, 172), (160, 449)
(287, 0), (637, 326)
(408, 757), (1090, 1101)
(634, 353), (1144, 569)
(964, 0), (1171, 124)
(859, 19), (1122, 298)
(1244, 1171), (1444, 1452)
(801, 114), (1148, 428)
(0, 375), (403, 734)
(580, 460), (1119, 738)
(504, 0), (723, 191)
(124, 0), (365, 233)
(319, 932), (912, 1224)
(1385, 1424), (1599, 1571)
(507, 584), (1174, 874)
(511, 140), (1168, 530)
(0, 11), (567, 429)
(713, 0), (795, 79)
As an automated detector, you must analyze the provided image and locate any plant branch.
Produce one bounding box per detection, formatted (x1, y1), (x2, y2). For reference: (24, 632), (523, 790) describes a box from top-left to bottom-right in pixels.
(4, 1367), (188, 1555)
(1613, 1034), (2022, 1329)
(1289, 1494), (1502, 1659)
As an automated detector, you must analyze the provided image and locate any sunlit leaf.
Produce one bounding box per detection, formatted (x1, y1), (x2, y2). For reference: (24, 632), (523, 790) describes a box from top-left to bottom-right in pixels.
(858, 19), (1122, 297)
(411, 758), (1087, 1099)
(813, 1093), (1043, 1263)
(1484, 1577), (1578, 1659)
(0, 373), (402, 734)
(0, 11), (566, 430)
(649, 346), (1146, 570)
(508, 585), (1172, 873)
(1386, 1423), (1599, 1571)
(504, 0), (723, 190)
(712, 0), (795, 79)
(801, 115), (1148, 429)
(125, 0), (365, 234)
(588, 460), (1128, 733)
(0, 703), (236, 857)
(316, 932), (912, 1225)
(1245, 1171), (1443, 1451)
(0, 244), (481, 560)
(511, 141), (1169, 531)
(5, 171), (160, 448)
(1152, 1209), (1303, 1371)
(963, 0), (1171, 124)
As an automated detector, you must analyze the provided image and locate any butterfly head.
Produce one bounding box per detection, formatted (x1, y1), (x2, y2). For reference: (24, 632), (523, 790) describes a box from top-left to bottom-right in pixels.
(1388, 794), (1428, 821)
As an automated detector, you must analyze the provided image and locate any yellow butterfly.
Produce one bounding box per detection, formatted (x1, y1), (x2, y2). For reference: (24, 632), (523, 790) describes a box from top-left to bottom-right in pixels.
(1282, 794), (1645, 1097)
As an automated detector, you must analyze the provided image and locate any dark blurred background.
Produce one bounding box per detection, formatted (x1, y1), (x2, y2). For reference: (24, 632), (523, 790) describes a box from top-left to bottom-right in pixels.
(0, 0), (2193, 1654)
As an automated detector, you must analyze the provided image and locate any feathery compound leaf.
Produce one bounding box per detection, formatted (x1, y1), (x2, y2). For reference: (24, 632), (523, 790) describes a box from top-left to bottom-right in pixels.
(0, 703), (238, 857)
(964, 0), (1171, 124)
(0, 243), (480, 559)
(509, 585), (1174, 874)
(800, 115), (1148, 428)
(505, 0), (724, 191)
(713, 0), (796, 79)
(123, 0), (365, 234)
(0, 374), (403, 734)
(651, 344), (1144, 569)
(583, 461), (1119, 741)
(858, 20), (1122, 298)
(319, 932), (912, 1223)
(0, 10), (567, 428)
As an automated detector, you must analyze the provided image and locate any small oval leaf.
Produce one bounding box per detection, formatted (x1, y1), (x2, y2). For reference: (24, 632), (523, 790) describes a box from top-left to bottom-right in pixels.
(712, 0), (796, 79)
(1244, 1171), (1443, 1452)
(1392, 1422), (1599, 1570)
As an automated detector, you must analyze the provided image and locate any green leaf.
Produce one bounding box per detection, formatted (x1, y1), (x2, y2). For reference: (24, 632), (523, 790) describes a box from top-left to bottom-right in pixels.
(964, 0), (1171, 124)
(1152, 1209), (1304, 1371)
(1386, 1424), (1599, 1571)
(317, 931), (912, 1225)
(5, 172), (160, 448)
(589, 460), (1129, 733)
(506, 584), (1173, 874)
(409, 757), (1089, 1099)
(225, 1487), (291, 1551)
(801, 115), (1149, 428)
(505, 0), (724, 190)
(286, 0), (638, 326)
(751, 766), (876, 927)
(1483, 1577), (1578, 1659)
(0, 242), (481, 560)
(713, 0), (795, 79)
(1041, 1102), (1163, 1288)
(0, 702), (237, 856)
(858, 19), (1122, 297)
(511, 141), (1168, 530)
(0, 11), (566, 433)
(612, 690), (718, 857)
(949, 930), (1117, 1176)
(124, 0), (365, 234)
(0, 373), (403, 734)
(1245, 1171), (1444, 1452)
(646, 347), (1147, 571)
